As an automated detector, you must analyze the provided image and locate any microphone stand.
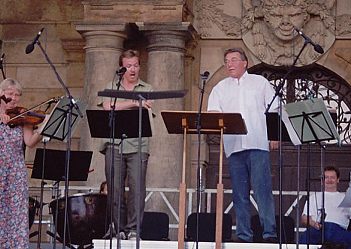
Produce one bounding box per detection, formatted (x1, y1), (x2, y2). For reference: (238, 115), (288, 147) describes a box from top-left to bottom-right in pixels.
(136, 93), (146, 249)
(0, 54), (6, 80)
(194, 72), (209, 249)
(33, 39), (83, 249)
(107, 71), (124, 249)
(51, 181), (60, 249)
(265, 40), (310, 249)
(319, 146), (327, 246)
(35, 136), (50, 249)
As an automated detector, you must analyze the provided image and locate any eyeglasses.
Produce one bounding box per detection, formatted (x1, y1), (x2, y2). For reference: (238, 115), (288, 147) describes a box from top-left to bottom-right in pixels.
(224, 58), (243, 65)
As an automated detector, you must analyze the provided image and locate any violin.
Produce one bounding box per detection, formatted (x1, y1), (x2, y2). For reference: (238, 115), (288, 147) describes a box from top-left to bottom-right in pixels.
(6, 106), (46, 127)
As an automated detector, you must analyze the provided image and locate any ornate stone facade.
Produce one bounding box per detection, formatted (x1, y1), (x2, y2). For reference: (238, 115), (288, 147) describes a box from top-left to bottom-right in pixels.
(2, 0), (351, 240)
(194, 0), (343, 66)
(242, 0), (336, 65)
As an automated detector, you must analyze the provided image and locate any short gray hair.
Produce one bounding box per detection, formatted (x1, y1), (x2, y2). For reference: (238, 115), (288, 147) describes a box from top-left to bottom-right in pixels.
(0, 78), (23, 95)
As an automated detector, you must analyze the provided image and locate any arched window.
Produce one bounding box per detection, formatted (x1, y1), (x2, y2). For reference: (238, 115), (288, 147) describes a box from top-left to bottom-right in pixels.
(249, 63), (351, 144)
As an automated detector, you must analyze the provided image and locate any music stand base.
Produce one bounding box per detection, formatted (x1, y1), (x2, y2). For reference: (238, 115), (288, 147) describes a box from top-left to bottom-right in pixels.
(46, 231), (90, 249)
(29, 231), (39, 239)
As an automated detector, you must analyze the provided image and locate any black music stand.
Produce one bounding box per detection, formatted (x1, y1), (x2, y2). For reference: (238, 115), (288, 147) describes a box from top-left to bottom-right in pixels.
(98, 89), (187, 100)
(285, 98), (339, 245)
(97, 89), (187, 249)
(32, 148), (92, 181)
(86, 109), (153, 139)
(285, 98), (339, 144)
(41, 96), (85, 142)
(31, 148), (92, 248)
(34, 96), (85, 249)
(266, 112), (291, 142)
(161, 111), (247, 249)
(86, 108), (153, 249)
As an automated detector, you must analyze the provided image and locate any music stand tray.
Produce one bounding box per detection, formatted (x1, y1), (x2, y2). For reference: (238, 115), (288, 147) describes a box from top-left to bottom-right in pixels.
(285, 98), (340, 144)
(161, 111), (247, 135)
(41, 96), (86, 142)
(98, 89), (187, 100)
(161, 110), (247, 249)
(31, 148), (92, 181)
(86, 109), (153, 139)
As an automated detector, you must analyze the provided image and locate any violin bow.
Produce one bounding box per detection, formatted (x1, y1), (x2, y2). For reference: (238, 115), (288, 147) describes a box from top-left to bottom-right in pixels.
(8, 96), (62, 122)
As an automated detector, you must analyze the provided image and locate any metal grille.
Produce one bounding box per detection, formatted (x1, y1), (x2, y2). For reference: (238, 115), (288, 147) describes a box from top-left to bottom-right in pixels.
(249, 63), (351, 144)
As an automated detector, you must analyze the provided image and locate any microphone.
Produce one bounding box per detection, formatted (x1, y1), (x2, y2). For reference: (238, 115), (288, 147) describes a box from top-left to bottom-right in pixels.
(200, 71), (210, 80)
(294, 27), (324, 54)
(0, 53), (4, 69)
(25, 28), (44, 54)
(116, 67), (127, 76)
(115, 67), (127, 89)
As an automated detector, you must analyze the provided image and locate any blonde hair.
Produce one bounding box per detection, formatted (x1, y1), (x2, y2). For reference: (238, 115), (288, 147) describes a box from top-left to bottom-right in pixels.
(0, 78), (23, 95)
(119, 49), (140, 66)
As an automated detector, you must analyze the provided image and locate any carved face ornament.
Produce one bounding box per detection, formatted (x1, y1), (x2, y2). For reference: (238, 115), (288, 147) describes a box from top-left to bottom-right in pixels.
(263, 1), (309, 41)
(241, 0), (336, 65)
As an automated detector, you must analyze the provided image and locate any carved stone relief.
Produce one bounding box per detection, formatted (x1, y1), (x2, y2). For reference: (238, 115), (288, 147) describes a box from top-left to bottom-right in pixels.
(336, 14), (351, 37)
(335, 0), (351, 37)
(193, 0), (242, 38)
(194, 0), (342, 66)
(242, 0), (336, 66)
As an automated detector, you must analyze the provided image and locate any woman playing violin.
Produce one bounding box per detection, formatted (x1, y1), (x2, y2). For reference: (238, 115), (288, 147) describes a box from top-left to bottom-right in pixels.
(0, 78), (42, 249)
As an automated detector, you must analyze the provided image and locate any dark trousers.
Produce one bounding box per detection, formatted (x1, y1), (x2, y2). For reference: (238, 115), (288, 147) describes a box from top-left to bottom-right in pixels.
(299, 222), (351, 249)
(105, 145), (149, 233)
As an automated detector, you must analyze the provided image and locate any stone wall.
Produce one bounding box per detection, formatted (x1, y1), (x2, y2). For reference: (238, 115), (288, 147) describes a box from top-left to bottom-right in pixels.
(2, 0), (351, 240)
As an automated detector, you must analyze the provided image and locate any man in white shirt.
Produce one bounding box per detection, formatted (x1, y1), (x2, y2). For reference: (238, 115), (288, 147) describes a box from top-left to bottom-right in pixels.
(300, 166), (351, 248)
(207, 48), (278, 243)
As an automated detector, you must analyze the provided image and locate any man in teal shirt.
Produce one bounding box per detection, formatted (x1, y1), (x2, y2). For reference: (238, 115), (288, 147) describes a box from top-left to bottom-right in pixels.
(101, 49), (152, 240)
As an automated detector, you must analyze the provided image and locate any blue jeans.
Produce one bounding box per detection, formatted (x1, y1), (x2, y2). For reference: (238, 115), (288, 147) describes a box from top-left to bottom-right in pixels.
(299, 222), (351, 249)
(228, 149), (277, 242)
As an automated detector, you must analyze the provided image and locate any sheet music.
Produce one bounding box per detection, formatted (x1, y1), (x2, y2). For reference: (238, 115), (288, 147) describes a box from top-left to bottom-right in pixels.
(284, 98), (340, 144)
(280, 109), (302, 146)
(338, 188), (351, 208)
(339, 172), (351, 208)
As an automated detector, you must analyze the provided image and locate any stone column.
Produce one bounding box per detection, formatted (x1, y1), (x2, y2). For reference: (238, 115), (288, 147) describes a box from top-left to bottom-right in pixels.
(137, 22), (194, 212)
(75, 24), (127, 187)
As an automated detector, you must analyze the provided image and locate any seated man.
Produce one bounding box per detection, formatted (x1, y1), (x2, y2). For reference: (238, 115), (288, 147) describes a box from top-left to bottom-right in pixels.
(299, 166), (351, 249)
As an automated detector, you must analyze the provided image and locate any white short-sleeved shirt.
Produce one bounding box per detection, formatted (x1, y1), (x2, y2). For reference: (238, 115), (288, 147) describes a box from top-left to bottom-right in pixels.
(207, 71), (278, 157)
(302, 191), (351, 230)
